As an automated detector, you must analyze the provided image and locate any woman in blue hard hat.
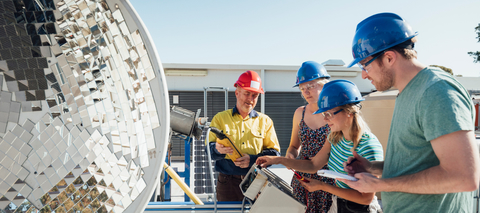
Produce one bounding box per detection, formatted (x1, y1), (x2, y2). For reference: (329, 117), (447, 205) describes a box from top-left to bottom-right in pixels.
(257, 80), (384, 213)
(287, 61), (335, 213)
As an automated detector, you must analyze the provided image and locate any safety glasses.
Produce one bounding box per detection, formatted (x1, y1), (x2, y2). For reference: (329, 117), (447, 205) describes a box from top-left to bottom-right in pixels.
(299, 82), (318, 92)
(321, 109), (343, 120)
(357, 51), (385, 73)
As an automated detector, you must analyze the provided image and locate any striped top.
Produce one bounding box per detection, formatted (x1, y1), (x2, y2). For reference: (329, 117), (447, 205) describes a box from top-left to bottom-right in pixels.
(327, 131), (384, 189)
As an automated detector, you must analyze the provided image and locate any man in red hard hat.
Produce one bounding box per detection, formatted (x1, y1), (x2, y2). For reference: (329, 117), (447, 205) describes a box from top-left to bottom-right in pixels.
(207, 70), (281, 201)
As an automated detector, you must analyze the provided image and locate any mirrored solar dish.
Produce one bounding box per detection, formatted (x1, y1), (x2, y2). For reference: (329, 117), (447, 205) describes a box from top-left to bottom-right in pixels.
(0, 0), (169, 212)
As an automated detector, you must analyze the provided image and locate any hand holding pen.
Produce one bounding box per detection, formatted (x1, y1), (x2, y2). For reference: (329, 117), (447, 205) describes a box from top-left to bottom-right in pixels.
(347, 158), (357, 166)
(344, 151), (370, 176)
(291, 169), (310, 183)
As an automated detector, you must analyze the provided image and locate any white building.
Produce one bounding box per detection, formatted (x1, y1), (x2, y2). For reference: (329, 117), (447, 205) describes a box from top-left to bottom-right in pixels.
(164, 59), (374, 93)
(163, 60), (480, 157)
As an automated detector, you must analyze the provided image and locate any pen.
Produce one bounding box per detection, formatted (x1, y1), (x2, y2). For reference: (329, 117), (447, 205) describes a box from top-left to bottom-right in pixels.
(291, 169), (310, 183)
(346, 158), (357, 166)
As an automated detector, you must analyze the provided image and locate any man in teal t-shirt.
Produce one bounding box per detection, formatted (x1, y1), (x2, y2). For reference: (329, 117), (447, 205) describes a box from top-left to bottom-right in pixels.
(341, 13), (480, 213)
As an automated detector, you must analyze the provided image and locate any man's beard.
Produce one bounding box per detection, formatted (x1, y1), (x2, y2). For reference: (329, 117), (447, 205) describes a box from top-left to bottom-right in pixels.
(374, 65), (395, 91)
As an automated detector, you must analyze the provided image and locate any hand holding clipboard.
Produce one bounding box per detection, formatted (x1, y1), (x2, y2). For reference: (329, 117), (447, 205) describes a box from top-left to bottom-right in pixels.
(317, 169), (358, 181)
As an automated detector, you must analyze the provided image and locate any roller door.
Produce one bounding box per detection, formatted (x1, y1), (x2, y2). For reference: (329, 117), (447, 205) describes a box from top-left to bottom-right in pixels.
(264, 92), (306, 155)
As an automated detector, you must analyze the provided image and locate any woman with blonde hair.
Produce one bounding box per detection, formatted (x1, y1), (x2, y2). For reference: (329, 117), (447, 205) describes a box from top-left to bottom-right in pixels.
(257, 80), (383, 213)
(287, 61), (334, 213)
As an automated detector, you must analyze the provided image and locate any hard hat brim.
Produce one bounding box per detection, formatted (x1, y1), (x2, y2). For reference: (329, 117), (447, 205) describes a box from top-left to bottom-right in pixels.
(235, 84), (264, 94)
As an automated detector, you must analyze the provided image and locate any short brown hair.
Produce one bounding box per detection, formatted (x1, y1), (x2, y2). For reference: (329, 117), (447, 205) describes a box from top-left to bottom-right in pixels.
(391, 37), (418, 59)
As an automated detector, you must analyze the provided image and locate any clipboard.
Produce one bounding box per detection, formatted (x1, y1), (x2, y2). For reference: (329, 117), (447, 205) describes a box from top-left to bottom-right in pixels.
(317, 169), (358, 181)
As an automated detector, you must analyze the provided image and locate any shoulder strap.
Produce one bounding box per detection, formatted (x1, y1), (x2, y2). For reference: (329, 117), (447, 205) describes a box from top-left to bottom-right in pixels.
(301, 106), (306, 120)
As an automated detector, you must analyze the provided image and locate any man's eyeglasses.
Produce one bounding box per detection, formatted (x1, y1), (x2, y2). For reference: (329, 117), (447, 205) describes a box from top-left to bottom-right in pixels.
(357, 51), (385, 73)
(321, 109), (343, 120)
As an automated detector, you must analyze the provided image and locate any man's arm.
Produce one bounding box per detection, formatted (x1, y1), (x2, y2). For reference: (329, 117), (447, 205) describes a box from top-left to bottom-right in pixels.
(369, 161), (384, 177)
(344, 130), (480, 194)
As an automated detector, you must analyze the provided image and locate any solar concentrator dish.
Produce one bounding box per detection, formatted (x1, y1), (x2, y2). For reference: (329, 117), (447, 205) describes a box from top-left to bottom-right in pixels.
(0, 0), (169, 212)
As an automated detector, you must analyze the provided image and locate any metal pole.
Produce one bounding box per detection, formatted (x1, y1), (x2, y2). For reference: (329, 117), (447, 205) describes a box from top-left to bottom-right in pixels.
(184, 137), (191, 202)
(201, 86), (229, 212)
(475, 188), (479, 213)
(225, 88), (229, 111)
(204, 87), (208, 118)
(163, 151), (171, 201)
(205, 128), (218, 213)
(476, 140), (480, 213)
(261, 69), (265, 113)
(203, 86), (229, 118)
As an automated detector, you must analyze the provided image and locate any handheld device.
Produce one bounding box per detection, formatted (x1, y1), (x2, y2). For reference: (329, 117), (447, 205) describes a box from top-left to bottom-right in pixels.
(210, 127), (243, 161)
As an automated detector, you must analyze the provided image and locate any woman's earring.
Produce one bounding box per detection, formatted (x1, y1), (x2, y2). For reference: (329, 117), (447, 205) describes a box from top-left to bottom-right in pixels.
(347, 114), (351, 117)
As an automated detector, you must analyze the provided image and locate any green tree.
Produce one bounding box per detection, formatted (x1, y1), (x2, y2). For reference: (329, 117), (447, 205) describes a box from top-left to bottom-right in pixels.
(430, 65), (453, 75)
(468, 23), (480, 63)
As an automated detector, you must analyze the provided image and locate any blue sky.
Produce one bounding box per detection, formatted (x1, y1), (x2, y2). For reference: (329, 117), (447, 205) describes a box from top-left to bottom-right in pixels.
(129, 0), (480, 77)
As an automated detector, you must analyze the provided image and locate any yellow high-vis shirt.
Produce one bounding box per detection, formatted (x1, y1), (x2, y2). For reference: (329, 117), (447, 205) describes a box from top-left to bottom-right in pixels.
(208, 108), (280, 159)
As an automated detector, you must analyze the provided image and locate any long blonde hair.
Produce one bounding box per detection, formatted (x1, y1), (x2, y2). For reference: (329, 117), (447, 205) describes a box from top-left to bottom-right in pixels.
(328, 103), (370, 151)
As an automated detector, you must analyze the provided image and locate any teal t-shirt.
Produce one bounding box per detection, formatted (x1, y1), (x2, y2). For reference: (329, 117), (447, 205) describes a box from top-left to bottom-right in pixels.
(382, 67), (475, 213)
(328, 131), (384, 189)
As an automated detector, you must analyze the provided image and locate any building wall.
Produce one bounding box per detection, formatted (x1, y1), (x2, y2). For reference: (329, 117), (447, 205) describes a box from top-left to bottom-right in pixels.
(455, 77), (480, 91)
(164, 62), (480, 157)
(163, 62), (376, 93)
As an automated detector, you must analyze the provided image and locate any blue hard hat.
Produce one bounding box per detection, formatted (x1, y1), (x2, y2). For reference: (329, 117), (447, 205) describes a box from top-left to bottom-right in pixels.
(347, 12), (418, 68)
(314, 80), (364, 114)
(293, 61), (330, 87)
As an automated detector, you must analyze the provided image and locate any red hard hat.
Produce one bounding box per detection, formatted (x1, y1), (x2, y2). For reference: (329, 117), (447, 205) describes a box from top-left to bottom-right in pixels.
(234, 70), (264, 94)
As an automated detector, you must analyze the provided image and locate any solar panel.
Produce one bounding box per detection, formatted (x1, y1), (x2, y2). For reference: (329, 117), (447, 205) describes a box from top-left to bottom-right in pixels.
(192, 127), (216, 196)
